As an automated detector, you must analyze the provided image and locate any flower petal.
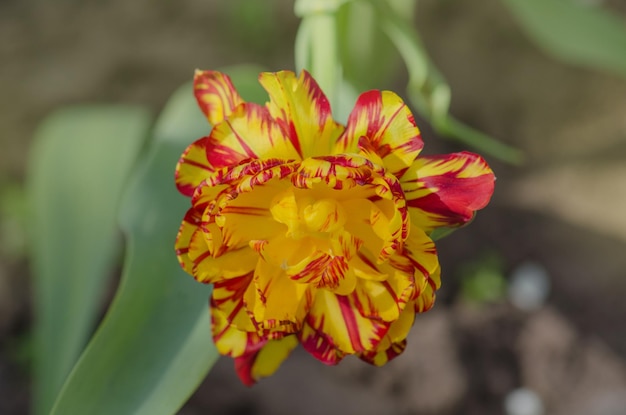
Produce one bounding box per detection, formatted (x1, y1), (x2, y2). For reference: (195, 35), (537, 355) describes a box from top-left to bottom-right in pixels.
(401, 151), (495, 232)
(245, 258), (313, 333)
(301, 290), (389, 359)
(175, 136), (214, 197)
(211, 272), (256, 332)
(234, 335), (299, 386)
(174, 207), (202, 274)
(259, 70), (344, 159)
(337, 90), (423, 176)
(358, 304), (414, 366)
(188, 222), (258, 283)
(207, 103), (301, 167)
(194, 70), (244, 126)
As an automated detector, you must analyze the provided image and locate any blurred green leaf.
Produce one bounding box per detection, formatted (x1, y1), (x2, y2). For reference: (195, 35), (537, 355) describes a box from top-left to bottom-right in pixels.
(338, 0), (413, 90)
(502, 0), (626, 78)
(50, 65), (268, 415)
(27, 106), (151, 415)
(459, 252), (507, 304)
(363, 0), (524, 164)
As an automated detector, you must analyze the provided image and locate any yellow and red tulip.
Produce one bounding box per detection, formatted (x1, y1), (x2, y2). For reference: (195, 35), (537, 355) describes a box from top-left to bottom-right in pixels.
(175, 70), (495, 385)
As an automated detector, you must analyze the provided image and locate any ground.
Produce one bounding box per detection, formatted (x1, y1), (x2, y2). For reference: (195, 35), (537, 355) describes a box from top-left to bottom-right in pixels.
(1, 1), (626, 414)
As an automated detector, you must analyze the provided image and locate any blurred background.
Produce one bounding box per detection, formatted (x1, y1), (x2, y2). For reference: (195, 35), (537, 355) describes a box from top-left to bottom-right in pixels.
(1, 0), (626, 414)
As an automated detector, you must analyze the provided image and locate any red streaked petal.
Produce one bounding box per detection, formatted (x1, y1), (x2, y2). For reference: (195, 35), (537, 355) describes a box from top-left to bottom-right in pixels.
(259, 70), (344, 159)
(194, 70), (244, 126)
(301, 290), (389, 359)
(245, 258), (313, 334)
(401, 151), (495, 232)
(211, 272), (256, 332)
(234, 335), (299, 386)
(175, 136), (214, 197)
(187, 223), (258, 283)
(350, 262), (415, 322)
(174, 207), (202, 274)
(337, 90), (423, 176)
(358, 302), (414, 366)
(207, 103), (301, 168)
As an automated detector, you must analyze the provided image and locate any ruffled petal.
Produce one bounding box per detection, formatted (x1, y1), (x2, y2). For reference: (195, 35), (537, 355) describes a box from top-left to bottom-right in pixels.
(358, 304), (414, 366)
(175, 136), (214, 197)
(401, 151), (495, 232)
(211, 272), (256, 332)
(245, 258), (314, 333)
(259, 70), (344, 159)
(401, 227), (441, 313)
(234, 335), (299, 386)
(188, 222), (258, 283)
(337, 90), (423, 176)
(300, 290), (389, 360)
(349, 262), (415, 322)
(194, 70), (244, 126)
(174, 207), (202, 274)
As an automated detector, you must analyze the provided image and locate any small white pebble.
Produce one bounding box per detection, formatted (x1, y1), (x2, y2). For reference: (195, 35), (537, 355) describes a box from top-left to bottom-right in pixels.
(508, 262), (550, 311)
(504, 388), (544, 415)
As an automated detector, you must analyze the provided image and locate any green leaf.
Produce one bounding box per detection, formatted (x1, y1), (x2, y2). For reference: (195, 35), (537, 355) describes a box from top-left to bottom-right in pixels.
(501, 0), (626, 78)
(50, 65), (267, 415)
(337, 0), (414, 90)
(27, 106), (151, 415)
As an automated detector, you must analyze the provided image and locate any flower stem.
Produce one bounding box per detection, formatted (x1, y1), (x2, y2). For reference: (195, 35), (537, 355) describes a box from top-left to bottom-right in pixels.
(294, 0), (343, 112)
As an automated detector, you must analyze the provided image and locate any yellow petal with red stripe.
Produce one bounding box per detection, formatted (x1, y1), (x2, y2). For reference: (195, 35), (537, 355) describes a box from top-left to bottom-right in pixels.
(337, 90), (423, 176)
(187, 223), (258, 284)
(206, 103), (301, 168)
(174, 207), (201, 274)
(211, 272), (257, 332)
(245, 258), (313, 334)
(259, 70), (344, 159)
(234, 335), (299, 386)
(194, 70), (244, 126)
(401, 151), (495, 232)
(358, 304), (415, 366)
(175, 136), (214, 197)
(300, 290), (389, 363)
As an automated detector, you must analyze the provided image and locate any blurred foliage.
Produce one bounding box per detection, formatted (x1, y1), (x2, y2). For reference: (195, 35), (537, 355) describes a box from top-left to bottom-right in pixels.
(0, 180), (28, 260)
(27, 106), (151, 415)
(458, 252), (507, 304)
(502, 0), (626, 79)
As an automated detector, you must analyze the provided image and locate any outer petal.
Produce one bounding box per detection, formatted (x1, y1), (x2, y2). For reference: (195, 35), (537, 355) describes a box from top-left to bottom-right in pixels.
(234, 335), (299, 386)
(188, 223), (258, 283)
(206, 103), (301, 167)
(175, 136), (214, 197)
(174, 207), (202, 274)
(211, 272), (256, 332)
(300, 290), (389, 362)
(358, 304), (414, 366)
(194, 70), (244, 125)
(401, 151), (495, 233)
(337, 90), (424, 176)
(259, 70), (344, 159)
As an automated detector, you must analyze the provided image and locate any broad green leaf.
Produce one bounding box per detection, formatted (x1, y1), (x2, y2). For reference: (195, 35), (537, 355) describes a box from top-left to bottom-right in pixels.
(501, 0), (626, 78)
(27, 106), (150, 415)
(50, 65), (268, 415)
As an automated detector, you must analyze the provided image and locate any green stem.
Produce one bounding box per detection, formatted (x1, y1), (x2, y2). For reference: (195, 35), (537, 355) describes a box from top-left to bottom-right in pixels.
(294, 0), (343, 111)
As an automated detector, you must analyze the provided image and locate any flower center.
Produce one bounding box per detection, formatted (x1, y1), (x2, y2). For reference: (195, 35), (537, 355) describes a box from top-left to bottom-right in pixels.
(270, 189), (347, 239)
